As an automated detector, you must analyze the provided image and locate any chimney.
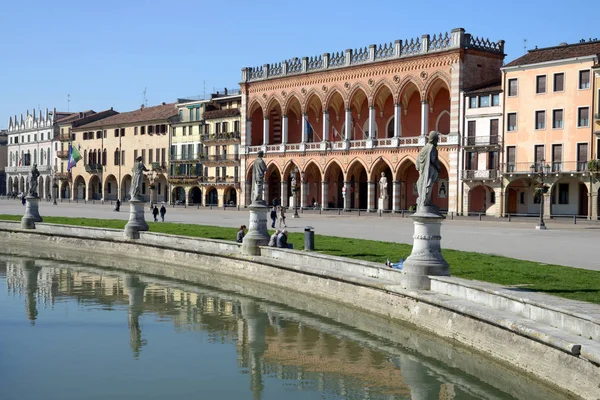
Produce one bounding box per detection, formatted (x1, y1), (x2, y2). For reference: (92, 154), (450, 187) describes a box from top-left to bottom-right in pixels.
(140, 104), (145, 110)
(79, 112), (83, 118)
(224, 88), (228, 95)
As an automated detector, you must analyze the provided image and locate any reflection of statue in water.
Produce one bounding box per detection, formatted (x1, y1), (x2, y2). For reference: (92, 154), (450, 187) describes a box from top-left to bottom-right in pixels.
(415, 131), (441, 209)
(130, 157), (149, 201)
(379, 172), (388, 199)
(252, 151), (267, 203)
(28, 164), (40, 197)
(125, 275), (147, 359)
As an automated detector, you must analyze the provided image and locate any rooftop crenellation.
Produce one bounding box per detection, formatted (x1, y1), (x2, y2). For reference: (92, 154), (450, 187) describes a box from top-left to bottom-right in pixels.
(242, 28), (504, 82)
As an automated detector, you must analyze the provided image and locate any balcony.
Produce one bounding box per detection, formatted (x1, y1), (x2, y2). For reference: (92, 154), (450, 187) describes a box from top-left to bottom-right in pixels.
(201, 132), (241, 144)
(246, 134), (459, 154)
(502, 161), (589, 175)
(202, 154), (240, 166)
(6, 165), (51, 173)
(462, 135), (501, 148)
(85, 163), (103, 173)
(462, 170), (499, 180)
(56, 172), (71, 181)
(59, 133), (72, 142)
(56, 150), (70, 159)
(170, 153), (204, 163)
(199, 176), (240, 188)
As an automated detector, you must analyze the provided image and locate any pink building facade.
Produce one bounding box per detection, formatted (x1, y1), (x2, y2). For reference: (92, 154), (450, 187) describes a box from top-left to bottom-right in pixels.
(239, 28), (504, 213)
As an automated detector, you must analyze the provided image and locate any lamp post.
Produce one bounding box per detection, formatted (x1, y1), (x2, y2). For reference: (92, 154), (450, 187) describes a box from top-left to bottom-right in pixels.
(292, 167), (300, 218)
(530, 159), (551, 230)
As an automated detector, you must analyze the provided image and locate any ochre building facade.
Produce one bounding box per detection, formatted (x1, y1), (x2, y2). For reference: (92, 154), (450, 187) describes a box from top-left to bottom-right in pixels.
(239, 28), (505, 213)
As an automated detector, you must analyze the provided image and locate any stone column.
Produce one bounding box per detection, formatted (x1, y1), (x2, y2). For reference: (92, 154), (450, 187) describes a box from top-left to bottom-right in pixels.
(394, 103), (402, 137)
(367, 181), (375, 211)
(322, 111), (329, 142)
(590, 190), (598, 220)
(242, 197), (270, 256)
(245, 182), (252, 206)
(543, 193), (551, 219)
(300, 180), (307, 208)
(280, 181), (288, 207)
(124, 198), (149, 239)
(420, 101), (429, 136)
(392, 180), (401, 212)
(343, 181), (351, 210)
(344, 108), (352, 141)
(281, 115), (288, 145)
(263, 117), (269, 145)
(321, 181), (328, 209)
(368, 106), (376, 139)
(246, 119), (252, 146)
(494, 186), (503, 218)
(463, 186), (470, 216)
(301, 113), (308, 143)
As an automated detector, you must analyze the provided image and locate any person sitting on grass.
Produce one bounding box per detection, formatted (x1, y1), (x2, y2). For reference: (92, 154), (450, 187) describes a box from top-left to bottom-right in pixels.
(236, 225), (247, 243)
(276, 229), (292, 249)
(268, 230), (280, 247)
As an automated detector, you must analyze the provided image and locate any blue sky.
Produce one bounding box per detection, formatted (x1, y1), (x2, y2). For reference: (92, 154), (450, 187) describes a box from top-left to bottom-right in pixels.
(1, 0), (598, 128)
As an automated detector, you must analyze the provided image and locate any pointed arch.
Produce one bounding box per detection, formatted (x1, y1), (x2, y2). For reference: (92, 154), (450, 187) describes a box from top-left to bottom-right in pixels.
(372, 79), (396, 109)
(248, 99), (264, 116)
(265, 96), (283, 115)
(302, 159), (323, 178)
(281, 160), (300, 180)
(283, 92), (302, 116)
(424, 71), (451, 103)
(346, 82), (370, 111)
(346, 157), (369, 176)
(303, 89), (323, 114)
(369, 156), (394, 181)
(324, 87), (346, 111)
(397, 75), (423, 108)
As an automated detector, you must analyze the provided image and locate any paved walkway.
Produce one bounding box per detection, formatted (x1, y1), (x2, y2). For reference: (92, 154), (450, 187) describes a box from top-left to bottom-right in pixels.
(1, 199), (598, 271)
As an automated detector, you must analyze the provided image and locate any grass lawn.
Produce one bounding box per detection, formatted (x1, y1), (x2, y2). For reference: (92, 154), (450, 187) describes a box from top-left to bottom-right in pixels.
(2, 214), (599, 304)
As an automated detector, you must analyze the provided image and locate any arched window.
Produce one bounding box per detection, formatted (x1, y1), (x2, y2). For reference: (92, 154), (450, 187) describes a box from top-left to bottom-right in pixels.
(47, 148), (51, 166)
(33, 149), (37, 165)
(114, 148), (120, 166)
(386, 117), (394, 138)
(102, 149), (107, 165)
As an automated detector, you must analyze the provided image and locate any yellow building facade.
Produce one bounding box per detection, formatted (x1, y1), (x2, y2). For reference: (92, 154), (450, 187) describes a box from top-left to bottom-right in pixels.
(68, 103), (177, 203)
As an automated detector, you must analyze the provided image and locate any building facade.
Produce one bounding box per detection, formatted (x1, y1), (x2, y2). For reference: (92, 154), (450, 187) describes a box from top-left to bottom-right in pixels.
(169, 90), (242, 206)
(5, 109), (71, 198)
(460, 81), (503, 216)
(0, 129), (7, 195)
(501, 40), (600, 218)
(69, 103), (177, 202)
(240, 28), (505, 213)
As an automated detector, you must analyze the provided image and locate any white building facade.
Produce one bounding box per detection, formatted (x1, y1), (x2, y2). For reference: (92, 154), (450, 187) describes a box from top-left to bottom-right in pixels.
(5, 109), (67, 198)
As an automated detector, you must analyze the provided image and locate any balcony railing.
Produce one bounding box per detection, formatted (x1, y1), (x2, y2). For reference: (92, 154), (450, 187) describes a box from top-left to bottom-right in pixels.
(6, 165), (52, 173)
(59, 133), (72, 142)
(203, 154), (240, 162)
(85, 163), (103, 173)
(56, 172), (71, 181)
(170, 153), (204, 162)
(463, 135), (500, 147)
(502, 161), (588, 174)
(201, 132), (241, 142)
(462, 170), (498, 180)
(246, 134), (458, 154)
(56, 150), (70, 158)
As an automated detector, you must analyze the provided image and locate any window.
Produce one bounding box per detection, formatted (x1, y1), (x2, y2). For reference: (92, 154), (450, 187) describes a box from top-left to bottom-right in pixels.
(490, 191), (496, 204)
(469, 97), (477, 108)
(508, 78), (518, 96)
(148, 125), (154, 135)
(551, 144), (562, 172)
(183, 126), (187, 136)
(579, 70), (590, 89)
(507, 113), (517, 131)
(578, 107), (589, 127)
(466, 152), (477, 170)
(553, 73), (564, 92)
(535, 110), (546, 129)
(156, 148), (160, 163)
(121, 150), (125, 165)
(558, 183), (569, 204)
(234, 120), (240, 132)
(577, 143), (588, 171)
(149, 149), (153, 163)
(490, 119), (499, 144)
(114, 149), (120, 165)
(552, 109), (564, 129)
(141, 149), (146, 164)
(161, 148), (166, 164)
(179, 110), (183, 121)
(120, 128), (125, 137)
(519, 192), (525, 204)
(491, 94), (500, 106)
(488, 151), (498, 170)
(467, 121), (476, 145)
(196, 108), (200, 121)
(134, 150), (138, 162)
(107, 183), (112, 194)
(216, 123), (221, 134)
(479, 95), (490, 107)
(134, 127), (138, 135)
(534, 145), (545, 170)
(141, 126), (146, 135)
(103, 130), (107, 138)
(535, 75), (546, 94)
(189, 108), (194, 121)
(114, 129), (119, 137)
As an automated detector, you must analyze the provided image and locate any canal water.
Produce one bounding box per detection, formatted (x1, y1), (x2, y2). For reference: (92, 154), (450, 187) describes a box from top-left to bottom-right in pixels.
(0, 253), (570, 400)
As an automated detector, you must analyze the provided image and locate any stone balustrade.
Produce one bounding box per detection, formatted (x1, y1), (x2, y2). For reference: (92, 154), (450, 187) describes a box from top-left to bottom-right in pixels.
(242, 28), (504, 82)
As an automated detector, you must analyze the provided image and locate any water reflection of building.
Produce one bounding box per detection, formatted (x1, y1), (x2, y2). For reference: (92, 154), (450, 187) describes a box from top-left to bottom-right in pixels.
(3, 259), (486, 399)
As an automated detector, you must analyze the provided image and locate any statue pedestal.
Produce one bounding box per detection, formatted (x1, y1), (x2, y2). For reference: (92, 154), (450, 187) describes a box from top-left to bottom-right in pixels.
(242, 201), (270, 256)
(401, 206), (449, 290)
(21, 196), (43, 229)
(378, 197), (389, 211)
(124, 200), (149, 239)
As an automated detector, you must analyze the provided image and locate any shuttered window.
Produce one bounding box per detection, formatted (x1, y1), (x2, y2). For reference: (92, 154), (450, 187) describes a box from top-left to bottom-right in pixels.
(553, 73), (564, 92)
(536, 75), (546, 94)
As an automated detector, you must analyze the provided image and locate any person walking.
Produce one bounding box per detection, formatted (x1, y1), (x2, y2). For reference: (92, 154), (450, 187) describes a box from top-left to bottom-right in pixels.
(152, 205), (159, 222)
(270, 207), (277, 228)
(160, 204), (166, 222)
(21, 195), (26, 206)
(236, 225), (246, 243)
(114, 199), (121, 212)
(278, 206), (287, 228)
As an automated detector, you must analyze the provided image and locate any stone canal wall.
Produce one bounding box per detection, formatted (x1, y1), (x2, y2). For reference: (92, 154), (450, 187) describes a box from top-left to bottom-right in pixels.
(1, 220), (599, 399)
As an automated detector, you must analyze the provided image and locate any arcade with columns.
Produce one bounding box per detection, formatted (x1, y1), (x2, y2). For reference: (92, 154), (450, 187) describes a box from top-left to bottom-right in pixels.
(240, 28), (505, 213)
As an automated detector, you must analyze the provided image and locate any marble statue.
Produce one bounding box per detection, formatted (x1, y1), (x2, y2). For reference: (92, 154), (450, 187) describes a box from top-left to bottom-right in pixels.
(28, 164), (40, 197)
(252, 151), (267, 203)
(415, 131), (441, 208)
(291, 168), (298, 189)
(379, 172), (388, 199)
(130, 156), (149, 201)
